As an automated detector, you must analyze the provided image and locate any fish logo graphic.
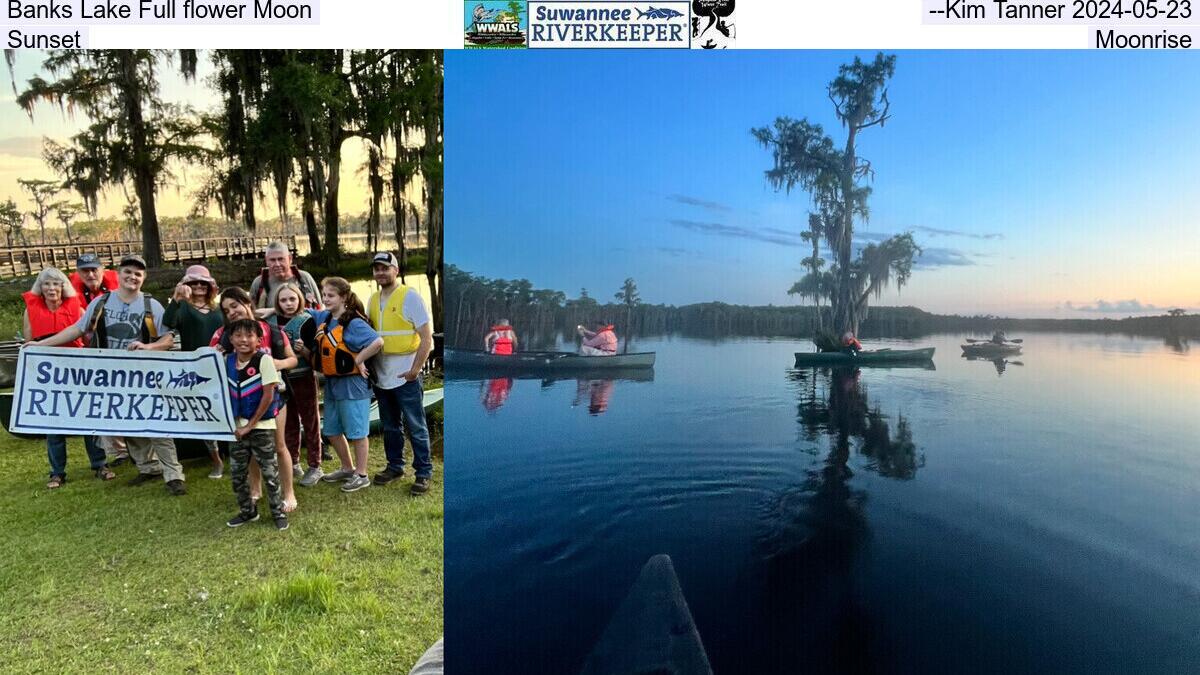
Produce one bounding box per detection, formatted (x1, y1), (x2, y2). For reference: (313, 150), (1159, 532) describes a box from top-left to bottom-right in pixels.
(168, 369), (213, 389)
(637, 6), (684, 19)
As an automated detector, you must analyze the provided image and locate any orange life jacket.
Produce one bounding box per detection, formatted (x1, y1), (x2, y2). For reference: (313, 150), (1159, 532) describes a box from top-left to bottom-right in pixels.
(842, 335), (863, 350)
(315, 317), (363, 377)
(489, 325), (515, 355)
(23, 292), (84, 347)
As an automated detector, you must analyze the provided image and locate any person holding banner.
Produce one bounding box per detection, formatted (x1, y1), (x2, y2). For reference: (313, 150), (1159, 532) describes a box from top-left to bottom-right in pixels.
(212, 288), (300, 512)
(164, 264), (225, 479)
(68, 252), (126, 466)
(225, 319), (288, 531)
(311, 277), (384, 493)
(33, 254), (186, 496)
(22, 267), (116, 489)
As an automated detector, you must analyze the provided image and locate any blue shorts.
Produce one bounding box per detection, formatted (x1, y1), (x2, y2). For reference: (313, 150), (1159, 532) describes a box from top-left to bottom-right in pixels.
(323, 397), (371, 440)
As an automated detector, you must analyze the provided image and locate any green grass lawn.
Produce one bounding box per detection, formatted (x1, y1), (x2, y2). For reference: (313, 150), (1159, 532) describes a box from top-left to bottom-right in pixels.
(0, 433), (442, 674)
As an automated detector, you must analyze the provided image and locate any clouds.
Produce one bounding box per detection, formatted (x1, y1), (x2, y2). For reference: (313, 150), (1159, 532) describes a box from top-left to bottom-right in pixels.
(0, 136), (45, 159)
(666, 193), (732, 213)
(1064, 299), (1162, 313)
(667, 219), (801, 247)
(914, 225), (1003, 240)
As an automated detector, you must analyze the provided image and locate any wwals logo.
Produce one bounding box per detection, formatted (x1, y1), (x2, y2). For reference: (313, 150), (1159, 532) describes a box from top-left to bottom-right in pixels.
(465, 1), (528, 48)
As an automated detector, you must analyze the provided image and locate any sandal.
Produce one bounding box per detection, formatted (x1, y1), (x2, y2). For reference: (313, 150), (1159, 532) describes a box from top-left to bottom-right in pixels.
(46, 475), (65, 489)
(95, 466), (117, 481)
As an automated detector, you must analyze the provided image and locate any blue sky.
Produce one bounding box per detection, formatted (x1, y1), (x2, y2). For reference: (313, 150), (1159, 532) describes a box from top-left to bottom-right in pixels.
(446, 51), (1200, 318)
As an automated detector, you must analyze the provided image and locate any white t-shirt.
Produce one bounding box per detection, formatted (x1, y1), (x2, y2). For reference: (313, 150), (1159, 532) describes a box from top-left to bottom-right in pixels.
(372, 286), (431, 390)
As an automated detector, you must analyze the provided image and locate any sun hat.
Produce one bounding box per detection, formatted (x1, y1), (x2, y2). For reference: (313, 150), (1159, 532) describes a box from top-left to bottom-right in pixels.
(180, 264), (218, 294)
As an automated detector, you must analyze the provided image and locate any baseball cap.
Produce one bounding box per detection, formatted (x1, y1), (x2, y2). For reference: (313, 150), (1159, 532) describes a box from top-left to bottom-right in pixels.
(119, 254), (147, 270)
(75, 253), (102, 270)
(371, 251), (399, 269)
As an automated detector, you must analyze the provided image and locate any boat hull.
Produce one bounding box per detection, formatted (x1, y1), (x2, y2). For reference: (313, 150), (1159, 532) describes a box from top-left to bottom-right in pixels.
(961, 343), (1022, 357)
(793, 347), (935, 367)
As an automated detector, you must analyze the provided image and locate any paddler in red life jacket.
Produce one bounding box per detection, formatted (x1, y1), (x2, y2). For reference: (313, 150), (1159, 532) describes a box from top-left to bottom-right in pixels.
(484, 319), (517, 355)
(577, 321), (617, 356)
(842, 330), (863, 356)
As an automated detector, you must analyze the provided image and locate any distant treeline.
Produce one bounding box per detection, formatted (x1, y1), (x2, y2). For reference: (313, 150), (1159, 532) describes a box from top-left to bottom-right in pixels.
(447, 266), (1198, 347)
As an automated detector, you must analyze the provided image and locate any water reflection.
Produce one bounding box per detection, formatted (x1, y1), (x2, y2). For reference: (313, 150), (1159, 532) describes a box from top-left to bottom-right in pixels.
(1164, 334), (1190, 353)
(754, 366), (881, 671)
(965, 355), (1025, 376)
(472, 369), (654, 414)
(480, 378), (514, 413)
(792, 367), (925, 480)
(572, 379), (615, 415)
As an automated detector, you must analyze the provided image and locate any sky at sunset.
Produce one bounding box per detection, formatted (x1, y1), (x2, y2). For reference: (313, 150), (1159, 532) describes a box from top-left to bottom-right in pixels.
(0, 50), (375, 227)
(446, 50), (1200, 319)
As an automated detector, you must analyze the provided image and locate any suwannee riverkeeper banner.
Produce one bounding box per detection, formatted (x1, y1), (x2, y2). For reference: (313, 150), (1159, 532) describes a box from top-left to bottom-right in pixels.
(9, 346), (237, 441)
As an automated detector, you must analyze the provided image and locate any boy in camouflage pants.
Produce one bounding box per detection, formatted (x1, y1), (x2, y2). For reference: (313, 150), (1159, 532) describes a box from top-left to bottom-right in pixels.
(224, 319), (288, 530)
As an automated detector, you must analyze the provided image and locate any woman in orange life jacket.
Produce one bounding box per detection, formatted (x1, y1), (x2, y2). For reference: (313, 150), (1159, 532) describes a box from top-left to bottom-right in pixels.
(577, 321), (618, 356)
(309, 277), (384, 493)
(484, 319), (517, 355)
(841, 331), (863, 356)
(22, 267), (116, 488)
(212, 287), (300, 512)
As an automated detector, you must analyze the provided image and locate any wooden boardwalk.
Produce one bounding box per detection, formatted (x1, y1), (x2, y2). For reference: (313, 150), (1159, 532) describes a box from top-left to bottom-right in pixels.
(0, 236), (297, 278)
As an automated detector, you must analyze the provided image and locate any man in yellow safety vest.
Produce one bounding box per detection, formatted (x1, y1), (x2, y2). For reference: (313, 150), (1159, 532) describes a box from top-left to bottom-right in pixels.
(365, 252), (435, 495)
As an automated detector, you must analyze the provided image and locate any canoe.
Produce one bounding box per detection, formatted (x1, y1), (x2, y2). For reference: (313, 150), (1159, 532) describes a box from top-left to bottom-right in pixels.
(961, 343), (1021, 357)
(579, 554), (713, 675)
(793, 347), (935, 367)
(447, 348), (656, 372)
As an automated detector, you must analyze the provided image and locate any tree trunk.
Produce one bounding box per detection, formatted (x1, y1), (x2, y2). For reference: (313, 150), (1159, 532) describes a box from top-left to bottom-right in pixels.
(833, 125), (859, 336)
(391, 161), (408, 283)
(119, 52), (162, 267)
(322, 131), (345, 267)
(367, 141), (384, 256)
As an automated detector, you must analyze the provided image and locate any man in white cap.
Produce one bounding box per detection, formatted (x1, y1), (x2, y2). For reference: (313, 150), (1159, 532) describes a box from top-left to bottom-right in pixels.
(366, 251), (434, 495)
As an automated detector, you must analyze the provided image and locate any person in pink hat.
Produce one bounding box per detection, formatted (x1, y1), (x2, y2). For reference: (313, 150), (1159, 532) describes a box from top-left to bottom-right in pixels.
(164, 264), (225, 477)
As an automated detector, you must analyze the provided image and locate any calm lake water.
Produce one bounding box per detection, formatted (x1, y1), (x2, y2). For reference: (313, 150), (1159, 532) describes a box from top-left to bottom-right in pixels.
(445, 332), (1200, 674)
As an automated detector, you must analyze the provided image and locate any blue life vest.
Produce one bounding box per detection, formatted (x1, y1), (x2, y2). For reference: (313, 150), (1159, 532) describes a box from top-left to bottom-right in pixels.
(227, 352), (281, 421)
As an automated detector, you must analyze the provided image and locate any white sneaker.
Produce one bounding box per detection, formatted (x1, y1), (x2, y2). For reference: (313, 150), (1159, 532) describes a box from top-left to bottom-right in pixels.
(341, 474), (370, 492)
(299, 466), (324, 487)
(321, 468), (355, 483)
(292, 464), (304, 480)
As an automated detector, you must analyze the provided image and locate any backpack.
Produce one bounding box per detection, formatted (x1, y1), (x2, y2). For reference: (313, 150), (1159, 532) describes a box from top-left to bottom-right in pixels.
(85, 292), (158, 349)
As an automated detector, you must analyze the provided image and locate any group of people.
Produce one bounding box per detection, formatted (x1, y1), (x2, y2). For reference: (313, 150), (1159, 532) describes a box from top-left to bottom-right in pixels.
(22, 243), (435, 531)
(483, 320), (619, 356)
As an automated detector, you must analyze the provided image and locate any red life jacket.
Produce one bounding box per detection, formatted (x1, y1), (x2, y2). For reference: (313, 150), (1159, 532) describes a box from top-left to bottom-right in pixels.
(595, 326), (617, 353)
(69, 269), (120, 307)
(23, 292), (84, 347)
(489, 325), (515, 355)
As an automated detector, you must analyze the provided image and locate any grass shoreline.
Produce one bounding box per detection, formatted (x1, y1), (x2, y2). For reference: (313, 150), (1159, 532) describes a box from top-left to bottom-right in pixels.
(0, 432), (443, 674)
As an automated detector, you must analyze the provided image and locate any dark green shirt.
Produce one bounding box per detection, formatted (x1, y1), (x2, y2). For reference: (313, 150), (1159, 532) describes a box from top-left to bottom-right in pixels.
(163, 300), (224, 351)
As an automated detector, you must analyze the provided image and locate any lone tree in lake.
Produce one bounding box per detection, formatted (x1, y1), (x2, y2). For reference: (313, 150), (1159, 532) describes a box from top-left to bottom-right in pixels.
(615, 277), (641, 352)
(754, 53), (921, 347)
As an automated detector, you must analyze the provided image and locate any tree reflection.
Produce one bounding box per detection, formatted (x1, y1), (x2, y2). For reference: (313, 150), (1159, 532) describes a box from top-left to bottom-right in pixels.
(794, 367), (924, 480)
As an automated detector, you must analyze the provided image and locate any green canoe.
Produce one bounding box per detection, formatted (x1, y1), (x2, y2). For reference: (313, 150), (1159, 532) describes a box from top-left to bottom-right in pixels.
(447, 348), (656, 371)
(793, 347), (935, 367)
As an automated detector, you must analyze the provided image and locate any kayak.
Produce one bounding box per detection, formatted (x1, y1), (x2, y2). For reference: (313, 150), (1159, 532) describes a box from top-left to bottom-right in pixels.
(447, 348), (656, 371)
(793, 347), (935, 367)
(961, 343), (1021, 357)
(579, 554), (713, 675)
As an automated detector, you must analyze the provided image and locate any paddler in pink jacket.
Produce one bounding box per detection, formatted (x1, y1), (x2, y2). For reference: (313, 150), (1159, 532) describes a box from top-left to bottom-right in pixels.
(577, 321), (617, 356)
